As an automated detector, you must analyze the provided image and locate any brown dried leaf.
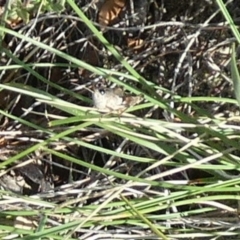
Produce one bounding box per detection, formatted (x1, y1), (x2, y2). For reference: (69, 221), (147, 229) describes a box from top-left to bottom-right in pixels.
(127, 38), (144, 50)
(98, 0), (126, 26)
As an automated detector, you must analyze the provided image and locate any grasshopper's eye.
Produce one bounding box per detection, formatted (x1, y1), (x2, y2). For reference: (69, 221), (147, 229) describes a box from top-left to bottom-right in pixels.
(99, 89), (105, 95)
(95, 82), (103, 88)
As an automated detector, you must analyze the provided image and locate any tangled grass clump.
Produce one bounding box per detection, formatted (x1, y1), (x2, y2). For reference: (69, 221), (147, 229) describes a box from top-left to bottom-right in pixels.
(0, 0), (240, 239)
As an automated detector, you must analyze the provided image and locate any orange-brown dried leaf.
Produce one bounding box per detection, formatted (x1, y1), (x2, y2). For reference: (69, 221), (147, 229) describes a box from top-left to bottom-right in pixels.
(127, 38), (144, 50)
(98, 0), (126, 26)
